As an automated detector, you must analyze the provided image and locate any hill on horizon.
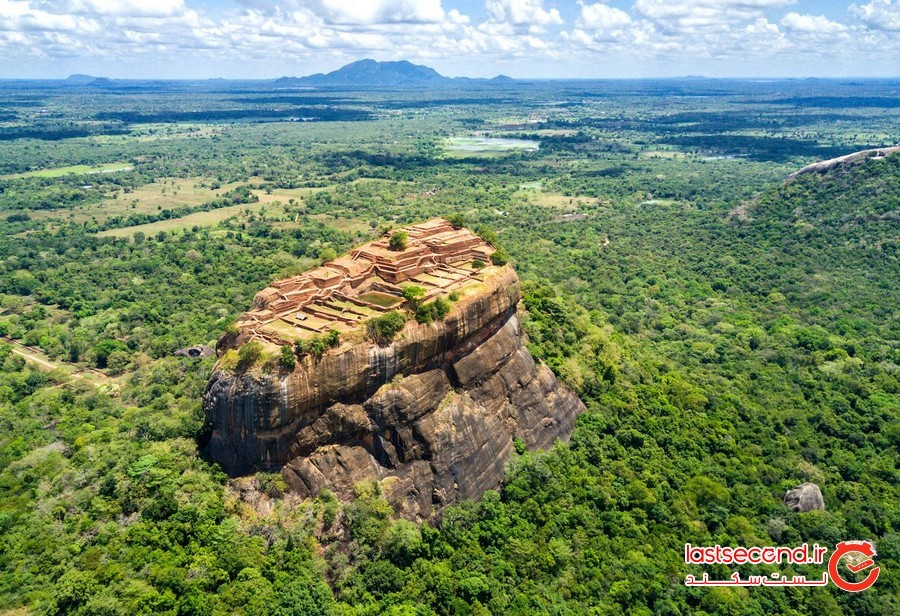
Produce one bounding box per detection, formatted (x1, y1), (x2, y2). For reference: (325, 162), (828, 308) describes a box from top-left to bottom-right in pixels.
(275, 59), (512, 88)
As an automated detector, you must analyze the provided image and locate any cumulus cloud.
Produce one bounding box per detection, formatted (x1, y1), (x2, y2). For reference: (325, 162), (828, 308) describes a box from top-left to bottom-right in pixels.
(851, 0), (900, 31)
(485, 0), (563, 27)
(0, 0), (898, 77)
(68, 0), (187, 18)
(577, 2), (632, 30)
(0, 0), (99, 33)
(633, 0), (796, 31)
(781, 12), (848, 34)
(311, 0), (446, 25)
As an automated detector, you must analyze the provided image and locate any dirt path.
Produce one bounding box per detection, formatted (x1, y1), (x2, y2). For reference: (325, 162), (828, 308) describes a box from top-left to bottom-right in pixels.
(3, 337), (114, 386)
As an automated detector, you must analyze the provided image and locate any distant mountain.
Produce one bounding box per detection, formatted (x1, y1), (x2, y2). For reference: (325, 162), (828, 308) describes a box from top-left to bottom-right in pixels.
(276, 59), (514, 88)
(64, 74), (99, 85)
(86, 77), (116, 87)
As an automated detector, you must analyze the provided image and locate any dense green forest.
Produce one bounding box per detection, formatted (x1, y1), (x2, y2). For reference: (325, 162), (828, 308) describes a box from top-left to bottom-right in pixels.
(0, 79), (897, 615)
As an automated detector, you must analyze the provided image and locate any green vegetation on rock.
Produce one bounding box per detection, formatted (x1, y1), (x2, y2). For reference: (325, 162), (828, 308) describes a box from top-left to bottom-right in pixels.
(366, 311), (407, 344)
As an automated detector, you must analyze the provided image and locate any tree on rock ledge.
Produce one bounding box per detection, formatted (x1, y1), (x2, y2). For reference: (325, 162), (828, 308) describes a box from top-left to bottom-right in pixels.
(388, 231), (408, 251)
(366, 311), (407, 344)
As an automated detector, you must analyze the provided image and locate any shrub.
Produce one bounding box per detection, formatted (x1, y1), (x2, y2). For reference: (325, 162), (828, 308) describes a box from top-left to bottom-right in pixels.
(388, 231), (408, 251)
(471, 259), (485, 270)
(237, 341), (263, 371)
(295, 330), (340, 359)
(415, 297), (451, 324)
(367, 311), (406, 343)
(106, 350), (131, 376)
(434, 297), (450, 318)
(280, 344), (296, 370)
(256, 472), (288, 498)
(323, 329), (340, 347)
(490, 249), (509, 266)
(402, 284), (426, 308)
(475, 225), (499, 245)
(446, 213), (467, 228)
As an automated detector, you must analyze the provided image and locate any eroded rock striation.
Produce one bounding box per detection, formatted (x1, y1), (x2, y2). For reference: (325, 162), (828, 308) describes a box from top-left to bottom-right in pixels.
(203, 219), (585, 520)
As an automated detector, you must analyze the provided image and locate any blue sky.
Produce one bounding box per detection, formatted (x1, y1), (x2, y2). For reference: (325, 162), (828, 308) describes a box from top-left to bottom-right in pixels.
(0, 1), (898, 79)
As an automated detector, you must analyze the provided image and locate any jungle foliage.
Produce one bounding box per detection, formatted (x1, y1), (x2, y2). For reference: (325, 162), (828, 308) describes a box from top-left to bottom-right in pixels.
(0, 77), (897, 615)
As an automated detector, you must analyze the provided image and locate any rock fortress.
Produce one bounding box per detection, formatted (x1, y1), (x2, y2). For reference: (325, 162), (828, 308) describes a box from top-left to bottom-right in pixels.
(237, 217), (496, 345)
(203, 218), (585, 520)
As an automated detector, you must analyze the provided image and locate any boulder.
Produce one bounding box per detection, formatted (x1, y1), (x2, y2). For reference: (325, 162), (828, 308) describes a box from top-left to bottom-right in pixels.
(784, 483), (825, 512)
(175, 344), (214, 358)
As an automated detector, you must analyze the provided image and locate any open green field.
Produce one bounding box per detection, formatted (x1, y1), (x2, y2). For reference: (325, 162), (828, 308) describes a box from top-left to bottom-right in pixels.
(95, 188), (353, 237)
(97, 199), (288, 237)
(27, 179), (327, 225)
(26, 177), (245, 223)
(512, 189), (595, 209)
(445, 135), (540, 155)
(1, 162), (133, 179)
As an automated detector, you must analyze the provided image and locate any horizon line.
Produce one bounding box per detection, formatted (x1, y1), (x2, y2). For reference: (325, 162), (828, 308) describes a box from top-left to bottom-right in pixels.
(3, 75), (900, 83)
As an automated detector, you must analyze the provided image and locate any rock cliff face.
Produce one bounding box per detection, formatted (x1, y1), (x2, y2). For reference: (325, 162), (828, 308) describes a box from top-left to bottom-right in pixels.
(203, 224), (585, 520)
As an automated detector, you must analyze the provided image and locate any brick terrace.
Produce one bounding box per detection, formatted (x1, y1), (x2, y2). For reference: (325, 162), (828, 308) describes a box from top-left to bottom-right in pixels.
(235, 218), (496, 345)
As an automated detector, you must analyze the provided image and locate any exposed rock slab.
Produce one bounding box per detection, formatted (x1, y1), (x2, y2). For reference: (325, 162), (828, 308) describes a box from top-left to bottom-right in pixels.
(788, 146), (900, 179)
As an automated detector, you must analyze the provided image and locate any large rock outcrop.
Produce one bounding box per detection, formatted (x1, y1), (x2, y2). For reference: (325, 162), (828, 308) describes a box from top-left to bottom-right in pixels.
(788, 146), (900, 179)
(203, 220), (585, 520)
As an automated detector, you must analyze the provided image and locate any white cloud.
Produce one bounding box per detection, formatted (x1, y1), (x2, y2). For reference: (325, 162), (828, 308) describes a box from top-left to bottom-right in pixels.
(447, 9), (469, 24)
(851, 0), (900, 31)
(781, 12), (848, 33)
(313, 0), (446, 25)
(485, 0), (563, 27)
(0, 0), (897, 78)
(633, 0), (796, 31)
(577, 2), (632, 30)
(69, 0), (187, 18)
(0, 0), (99, 33)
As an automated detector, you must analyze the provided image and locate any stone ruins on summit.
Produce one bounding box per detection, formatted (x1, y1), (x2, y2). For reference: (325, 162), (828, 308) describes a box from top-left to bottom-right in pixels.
(236, 218), (496, 345)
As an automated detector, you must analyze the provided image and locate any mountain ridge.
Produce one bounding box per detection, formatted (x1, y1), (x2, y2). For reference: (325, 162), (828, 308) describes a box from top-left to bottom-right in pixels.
(275, 59), (514, 88)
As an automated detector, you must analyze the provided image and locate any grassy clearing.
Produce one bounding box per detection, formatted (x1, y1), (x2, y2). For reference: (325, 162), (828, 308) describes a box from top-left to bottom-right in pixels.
(307, 213), (372, 234)
(2, 162), (133, 179)
(110, 178), (245, 210)
(27, 177), (243, 224)
(27, 176), (332, 231)
(95, 190), (347, 238)
(96, 200), (279, 237)
(90, 124), (225, 145)
(445, 136), (540, 156)
(512, 190), (594, 209)
(639, 150), (689, 159)
(255, 187), (325, 205)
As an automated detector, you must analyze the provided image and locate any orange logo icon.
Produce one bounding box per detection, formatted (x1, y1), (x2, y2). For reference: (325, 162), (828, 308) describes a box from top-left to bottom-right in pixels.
(828, 540), (879, 592)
